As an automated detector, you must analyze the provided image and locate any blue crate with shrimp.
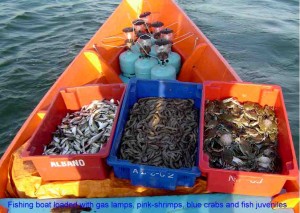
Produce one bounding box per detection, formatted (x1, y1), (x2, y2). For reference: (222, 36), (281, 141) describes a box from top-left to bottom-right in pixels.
(108, 79), (201, 190)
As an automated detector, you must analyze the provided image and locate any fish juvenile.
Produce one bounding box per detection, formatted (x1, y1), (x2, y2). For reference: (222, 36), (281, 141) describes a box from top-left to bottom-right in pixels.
(43, 99), (118, 155)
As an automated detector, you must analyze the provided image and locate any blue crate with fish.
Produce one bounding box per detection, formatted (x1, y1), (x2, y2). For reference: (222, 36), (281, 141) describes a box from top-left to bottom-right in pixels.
(108, 79), (201, 190)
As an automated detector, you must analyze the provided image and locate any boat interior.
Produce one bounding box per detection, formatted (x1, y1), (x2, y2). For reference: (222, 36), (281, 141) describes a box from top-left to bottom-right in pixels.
(4, 0), (286, 200)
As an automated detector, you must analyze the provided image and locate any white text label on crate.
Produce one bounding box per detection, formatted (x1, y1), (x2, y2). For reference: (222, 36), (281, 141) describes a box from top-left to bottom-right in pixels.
(50, 160), (85, 167)
(228, 175), (263, 184)
(132, 169), (175, 179)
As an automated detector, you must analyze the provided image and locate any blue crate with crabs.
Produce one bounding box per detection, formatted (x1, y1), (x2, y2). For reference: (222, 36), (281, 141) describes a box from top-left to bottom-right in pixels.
(108, 79), (201, 190)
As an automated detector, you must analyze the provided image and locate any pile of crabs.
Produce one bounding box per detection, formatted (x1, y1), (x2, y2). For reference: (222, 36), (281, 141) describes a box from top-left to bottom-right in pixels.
(204, 97), (281, 173)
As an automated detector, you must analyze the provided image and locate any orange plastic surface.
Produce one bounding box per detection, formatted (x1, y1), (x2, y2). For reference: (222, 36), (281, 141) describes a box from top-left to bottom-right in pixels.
(199, 81), (299, 196)
(0, 0), (242, 197)
(22, 84), (125, 181)
(0, 206), (7, 213)
(271, 192), (300, 210)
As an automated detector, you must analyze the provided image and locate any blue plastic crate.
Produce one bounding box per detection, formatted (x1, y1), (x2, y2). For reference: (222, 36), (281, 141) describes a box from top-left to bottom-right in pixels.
(107, 79), (202, 190)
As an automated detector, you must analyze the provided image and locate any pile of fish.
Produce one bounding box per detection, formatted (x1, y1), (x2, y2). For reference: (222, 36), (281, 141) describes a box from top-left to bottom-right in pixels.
(119, 97), (199, 169)
(204, 97), (281, 173)
(43, 99), (118, 155)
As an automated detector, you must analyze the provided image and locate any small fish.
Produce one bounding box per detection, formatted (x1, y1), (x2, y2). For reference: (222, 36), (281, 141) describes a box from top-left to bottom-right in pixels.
(43, 99), (118, 155)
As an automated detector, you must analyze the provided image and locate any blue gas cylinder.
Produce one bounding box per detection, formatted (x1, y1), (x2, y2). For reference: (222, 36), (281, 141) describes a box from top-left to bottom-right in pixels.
(135, 57), (157, 79)
(150, 45), (157, 57)
(119, 74), (135, 84)
(168, 51), (181, 74)
(131, 43), (140, 53)
(151, 37), (156, 45)
(151, 63), (176, 80)
(119, 50), (140, 77)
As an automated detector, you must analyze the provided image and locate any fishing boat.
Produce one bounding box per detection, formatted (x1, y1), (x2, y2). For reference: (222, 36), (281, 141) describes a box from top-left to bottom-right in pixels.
(0, 0), (298, 212)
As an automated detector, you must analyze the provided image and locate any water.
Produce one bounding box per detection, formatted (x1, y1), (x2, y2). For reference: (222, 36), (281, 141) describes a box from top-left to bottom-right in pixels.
(0, 0), (298, 161)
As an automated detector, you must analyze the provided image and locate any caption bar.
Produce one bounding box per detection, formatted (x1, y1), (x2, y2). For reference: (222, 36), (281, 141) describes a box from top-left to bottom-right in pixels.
(7, 200), (288, 210)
